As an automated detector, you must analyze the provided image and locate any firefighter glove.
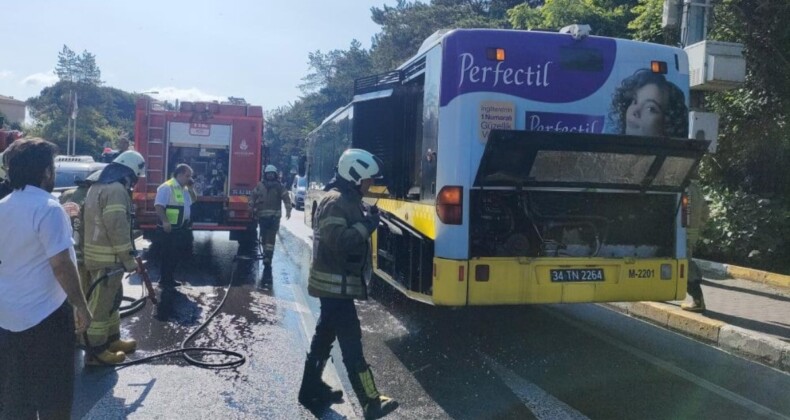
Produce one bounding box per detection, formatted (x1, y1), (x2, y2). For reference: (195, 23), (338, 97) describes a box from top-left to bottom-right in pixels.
(121, 255), (138, 273)
(364, 212), (380, 234)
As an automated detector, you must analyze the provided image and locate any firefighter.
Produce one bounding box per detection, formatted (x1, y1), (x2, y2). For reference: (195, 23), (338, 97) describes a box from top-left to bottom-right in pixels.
(59, 169), (102, 321)
(298, 149), (398, 419)
(250, 165), (291, 270)
(82, 150), (145, 365)
(153, 163), (197, 288)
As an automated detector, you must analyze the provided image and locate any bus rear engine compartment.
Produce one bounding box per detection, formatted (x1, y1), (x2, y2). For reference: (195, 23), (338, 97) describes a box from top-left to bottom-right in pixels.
(470, 190), (677, 259)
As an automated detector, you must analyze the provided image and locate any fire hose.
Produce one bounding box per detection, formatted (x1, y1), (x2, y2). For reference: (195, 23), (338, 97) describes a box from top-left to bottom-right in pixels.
(82, 252), (247, 369)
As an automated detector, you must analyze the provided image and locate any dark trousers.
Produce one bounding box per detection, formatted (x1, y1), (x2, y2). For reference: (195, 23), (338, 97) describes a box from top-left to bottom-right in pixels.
(308, 298), (365, 373)
(0, 302), (75, 419)
(156, 227), (193, 284)
(257, 216), (280, 261)
(688, 258), (704, 300)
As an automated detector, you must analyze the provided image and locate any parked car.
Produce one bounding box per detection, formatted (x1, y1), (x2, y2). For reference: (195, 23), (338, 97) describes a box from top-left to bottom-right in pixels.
(290, 175), (307, 210)
(54, 155), (107, 194)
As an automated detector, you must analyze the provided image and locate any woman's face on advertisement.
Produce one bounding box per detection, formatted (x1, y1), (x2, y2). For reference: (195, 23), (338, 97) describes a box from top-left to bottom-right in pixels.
(625, 83), (667, 136)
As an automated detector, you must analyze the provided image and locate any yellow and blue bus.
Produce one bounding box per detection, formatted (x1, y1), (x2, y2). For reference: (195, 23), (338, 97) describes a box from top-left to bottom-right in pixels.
(304, 28), (708, 306)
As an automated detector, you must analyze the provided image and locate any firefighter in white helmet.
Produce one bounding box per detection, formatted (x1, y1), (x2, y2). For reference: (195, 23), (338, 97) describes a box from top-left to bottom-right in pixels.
(298, 149), (398, 419)
(82, 150), (145, 365)
(250, 164), (291, 274)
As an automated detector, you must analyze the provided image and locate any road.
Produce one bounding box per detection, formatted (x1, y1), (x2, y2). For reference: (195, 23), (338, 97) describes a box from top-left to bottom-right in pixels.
(72, 210), (790, 419)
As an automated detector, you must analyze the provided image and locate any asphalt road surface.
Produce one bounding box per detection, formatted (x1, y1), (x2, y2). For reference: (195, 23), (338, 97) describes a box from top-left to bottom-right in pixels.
(72, 213), (790, 419)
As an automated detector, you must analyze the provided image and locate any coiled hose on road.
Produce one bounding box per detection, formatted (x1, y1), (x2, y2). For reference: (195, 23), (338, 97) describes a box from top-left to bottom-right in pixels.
(81, 248), (262, 369)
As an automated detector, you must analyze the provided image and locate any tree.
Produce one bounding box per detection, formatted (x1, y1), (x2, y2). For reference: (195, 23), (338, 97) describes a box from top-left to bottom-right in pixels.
(507, 0), (637, 38)
(54, 45), (102, 85)
(370, 0), (518, 72)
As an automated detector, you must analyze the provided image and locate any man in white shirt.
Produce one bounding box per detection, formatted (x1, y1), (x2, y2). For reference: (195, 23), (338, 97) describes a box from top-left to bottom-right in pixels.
(153, 163), (196, 288)
(0, 138), (92, 419)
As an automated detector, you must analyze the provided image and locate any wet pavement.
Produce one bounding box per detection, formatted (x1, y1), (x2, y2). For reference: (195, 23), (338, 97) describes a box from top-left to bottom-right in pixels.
(70, 211), (790, 419)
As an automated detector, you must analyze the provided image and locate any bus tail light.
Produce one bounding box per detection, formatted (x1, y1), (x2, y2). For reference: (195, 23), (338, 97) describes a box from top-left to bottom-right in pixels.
(681, 193), (689, 228)
(436, 185), (463, 225)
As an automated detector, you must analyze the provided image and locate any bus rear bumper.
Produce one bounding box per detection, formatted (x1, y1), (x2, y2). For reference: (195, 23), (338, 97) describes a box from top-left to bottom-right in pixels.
(432, 257), (688, 306)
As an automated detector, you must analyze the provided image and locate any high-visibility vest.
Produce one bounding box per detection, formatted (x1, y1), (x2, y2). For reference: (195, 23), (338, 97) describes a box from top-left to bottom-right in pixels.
(162, 178), (186, 227)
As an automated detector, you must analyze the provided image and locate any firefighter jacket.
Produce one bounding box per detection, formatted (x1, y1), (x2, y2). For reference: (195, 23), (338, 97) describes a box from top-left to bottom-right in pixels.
(83, 182), (137, 272)
(308, 185), (373, 300)
(59, 185), (89, 264)
(687, 180), (709, 249)
(250, 180), (291, 218)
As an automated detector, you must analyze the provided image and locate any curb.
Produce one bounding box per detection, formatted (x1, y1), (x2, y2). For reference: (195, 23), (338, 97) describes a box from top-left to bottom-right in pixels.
(606, 301), (790, 373)
(694, 258), (790, 290)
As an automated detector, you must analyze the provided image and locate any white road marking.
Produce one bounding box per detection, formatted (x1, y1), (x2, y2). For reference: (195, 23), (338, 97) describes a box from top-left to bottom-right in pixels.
(478, 352), (589, 420)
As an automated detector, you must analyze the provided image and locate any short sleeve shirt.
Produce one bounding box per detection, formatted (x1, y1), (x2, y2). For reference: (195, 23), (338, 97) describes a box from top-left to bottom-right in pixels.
(0, 186), (75, 332)
(155, 181), (192, 221)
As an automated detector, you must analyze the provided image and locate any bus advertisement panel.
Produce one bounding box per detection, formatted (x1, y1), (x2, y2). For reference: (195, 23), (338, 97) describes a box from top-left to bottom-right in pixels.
(305, 29), (708, 306)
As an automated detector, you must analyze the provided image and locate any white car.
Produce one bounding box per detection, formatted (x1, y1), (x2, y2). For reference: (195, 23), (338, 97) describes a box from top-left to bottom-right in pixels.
(290, 175), (307, 210)
(54, 155), (107, 194)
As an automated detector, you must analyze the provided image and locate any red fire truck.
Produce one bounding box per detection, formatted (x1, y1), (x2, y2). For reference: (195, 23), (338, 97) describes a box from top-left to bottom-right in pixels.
(132, 98), (263, 243)
(0, 129), (23, 152)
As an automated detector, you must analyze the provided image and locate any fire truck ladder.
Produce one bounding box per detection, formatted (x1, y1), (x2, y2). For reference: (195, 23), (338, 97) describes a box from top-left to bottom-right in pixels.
(143, 102), (167, 214)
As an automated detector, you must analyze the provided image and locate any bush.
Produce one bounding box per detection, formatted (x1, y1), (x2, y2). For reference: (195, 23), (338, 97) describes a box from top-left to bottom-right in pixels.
(696, 187), (790, 274)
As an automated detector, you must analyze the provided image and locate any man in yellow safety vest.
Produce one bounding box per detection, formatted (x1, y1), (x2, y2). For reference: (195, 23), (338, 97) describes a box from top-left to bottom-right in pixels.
(154, 164), (196, 288)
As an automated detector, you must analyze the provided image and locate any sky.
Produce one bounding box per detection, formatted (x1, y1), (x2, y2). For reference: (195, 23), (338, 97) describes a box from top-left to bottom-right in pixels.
(0, 0), (394, 113)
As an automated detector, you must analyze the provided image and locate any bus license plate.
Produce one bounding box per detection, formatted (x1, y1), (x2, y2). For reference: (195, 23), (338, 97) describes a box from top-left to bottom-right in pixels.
(550, 268), (605, 282)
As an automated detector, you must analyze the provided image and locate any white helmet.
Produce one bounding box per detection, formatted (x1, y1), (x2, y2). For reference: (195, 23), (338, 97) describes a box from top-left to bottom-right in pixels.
(337, 149), (383, 186)
(264, 164), (277, 174)
(113, 150), (146, 177)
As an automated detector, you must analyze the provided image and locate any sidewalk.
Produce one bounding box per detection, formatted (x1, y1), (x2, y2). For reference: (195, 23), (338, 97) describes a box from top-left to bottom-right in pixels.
(609, 259), (790, 373)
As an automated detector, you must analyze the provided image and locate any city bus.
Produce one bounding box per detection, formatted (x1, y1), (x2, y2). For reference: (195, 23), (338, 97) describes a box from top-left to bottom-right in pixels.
(304, 28), (709, 306)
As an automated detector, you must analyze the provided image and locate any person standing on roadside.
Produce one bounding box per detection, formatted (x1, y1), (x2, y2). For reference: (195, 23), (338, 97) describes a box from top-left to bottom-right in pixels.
(250, 164), (291, 271)
(681, 177), (709, 312)
(82, 151), (146, 365)
(0, 138), (92, 419)
(298, 149), (398, 419)
(154, 163), (196, 288)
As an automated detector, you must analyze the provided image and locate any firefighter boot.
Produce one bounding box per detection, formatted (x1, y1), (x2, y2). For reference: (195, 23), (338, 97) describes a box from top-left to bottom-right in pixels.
(350, 364), (399, 419)
(108, 337), (137, 354)
(85, 349), (126, 366)
(681, 296), (706, 312)
(298, 353), (344, 407)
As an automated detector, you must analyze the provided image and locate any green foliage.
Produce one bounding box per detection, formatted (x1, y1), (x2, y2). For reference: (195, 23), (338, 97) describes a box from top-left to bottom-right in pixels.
(27, 81), (135, 157)
(55, 45), (102, 85)
(697, 187), (790, 274)
(628, 0), (664, 42)
(508, 0), (636, 37)
(370, 0), (517, 72)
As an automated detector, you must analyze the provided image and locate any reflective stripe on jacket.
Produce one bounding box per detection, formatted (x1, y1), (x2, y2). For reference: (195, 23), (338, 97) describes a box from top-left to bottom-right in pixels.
(307, 186), (371, 300)
(250, 180), (291, 218)
(83, 182), (135, 270)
